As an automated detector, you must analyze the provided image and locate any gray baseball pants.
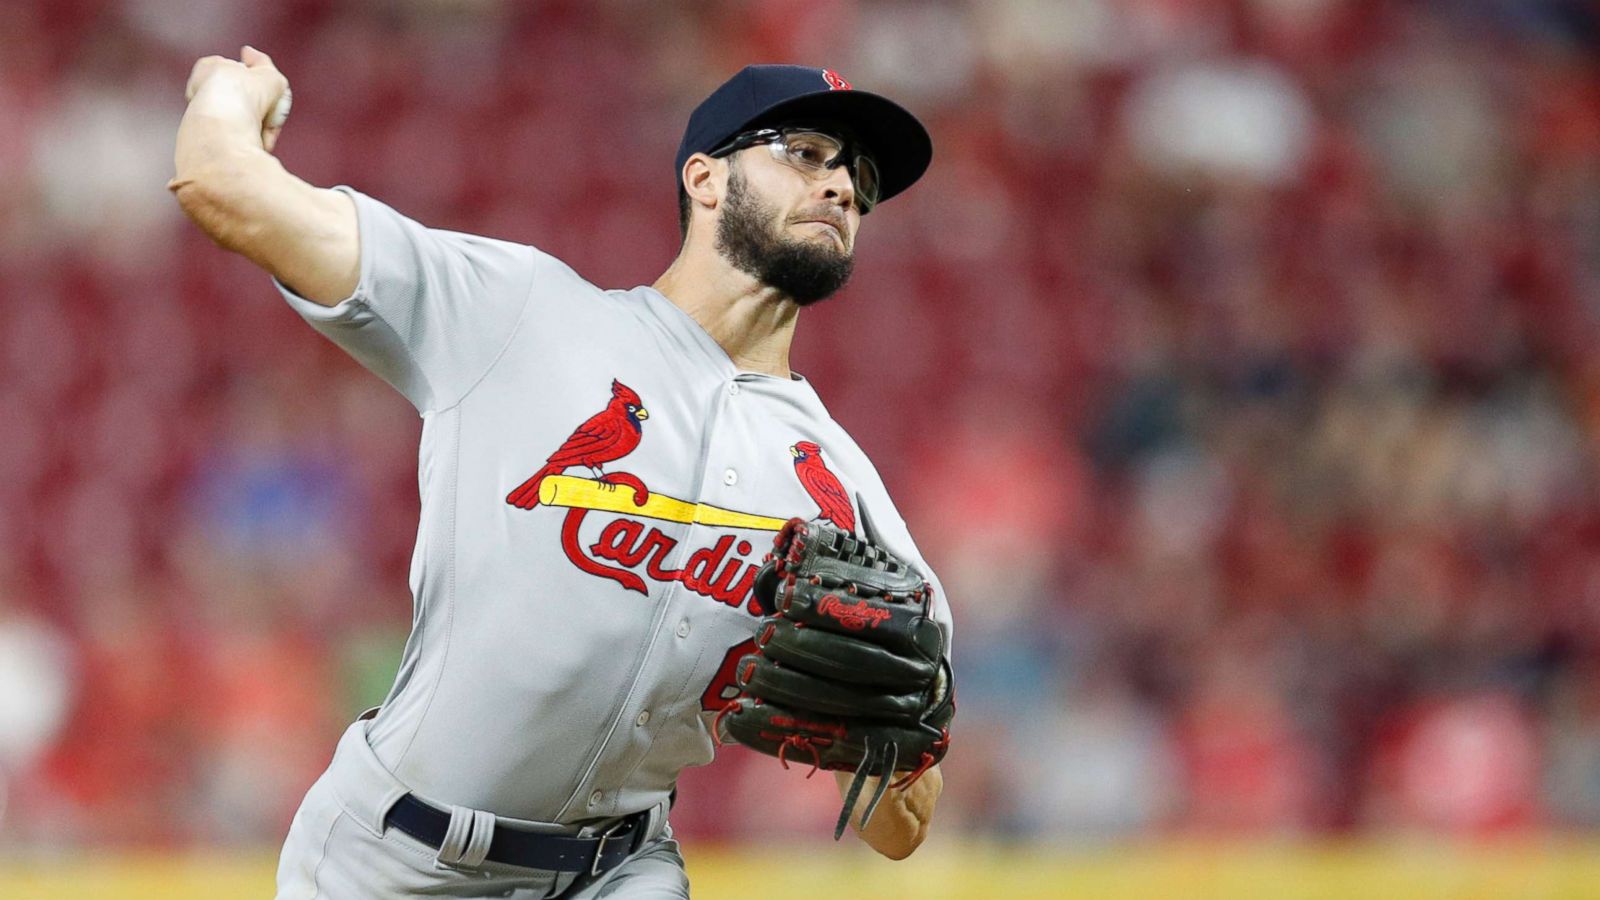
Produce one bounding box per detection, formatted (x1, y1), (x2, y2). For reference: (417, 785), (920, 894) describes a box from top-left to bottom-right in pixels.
(274, 718), (688, 899)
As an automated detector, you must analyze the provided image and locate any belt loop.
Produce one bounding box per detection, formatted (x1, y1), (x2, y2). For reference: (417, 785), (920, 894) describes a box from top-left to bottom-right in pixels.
(644, 796), (670, 846)
(436, 806), (496, 869)
(465, 809), (496, 867)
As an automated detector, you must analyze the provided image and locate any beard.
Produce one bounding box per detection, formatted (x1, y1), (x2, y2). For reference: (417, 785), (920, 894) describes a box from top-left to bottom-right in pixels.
(714, 165), (854, 306)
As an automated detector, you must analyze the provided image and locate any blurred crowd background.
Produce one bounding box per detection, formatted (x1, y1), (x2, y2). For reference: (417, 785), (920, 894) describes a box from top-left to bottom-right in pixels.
(3, 0), (1600, 852)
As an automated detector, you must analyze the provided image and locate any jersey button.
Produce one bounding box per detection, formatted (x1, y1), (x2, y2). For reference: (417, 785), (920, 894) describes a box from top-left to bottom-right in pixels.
(589, 790), (603, 806)
(636, 710), (650, 726)
(723, 468), (738, 486)
(676, 620), (690, 639)
(727, 381), (741, 396)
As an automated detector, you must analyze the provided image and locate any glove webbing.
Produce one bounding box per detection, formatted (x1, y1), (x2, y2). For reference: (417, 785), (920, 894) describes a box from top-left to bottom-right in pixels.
(804, 523), (915, 583)
(834, 737), (898, 841)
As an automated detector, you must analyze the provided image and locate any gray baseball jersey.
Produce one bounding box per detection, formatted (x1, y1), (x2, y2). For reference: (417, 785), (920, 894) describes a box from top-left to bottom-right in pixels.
(276, 187), (953, 825)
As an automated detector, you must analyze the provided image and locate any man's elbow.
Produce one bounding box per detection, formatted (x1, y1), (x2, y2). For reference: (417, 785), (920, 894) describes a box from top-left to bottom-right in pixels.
(170, 143), (281, 246)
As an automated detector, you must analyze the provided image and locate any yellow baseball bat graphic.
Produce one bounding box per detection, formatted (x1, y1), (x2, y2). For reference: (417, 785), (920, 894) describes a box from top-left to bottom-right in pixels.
(538, 475), (789, 531)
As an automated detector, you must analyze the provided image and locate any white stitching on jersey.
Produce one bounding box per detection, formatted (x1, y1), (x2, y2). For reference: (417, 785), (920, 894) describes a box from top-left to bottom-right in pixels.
(431, 243), (541, 415)
(390, 407), (461, 770)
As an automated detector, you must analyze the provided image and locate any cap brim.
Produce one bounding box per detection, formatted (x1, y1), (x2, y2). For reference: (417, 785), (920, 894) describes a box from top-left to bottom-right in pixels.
(736, 90), (932, 206)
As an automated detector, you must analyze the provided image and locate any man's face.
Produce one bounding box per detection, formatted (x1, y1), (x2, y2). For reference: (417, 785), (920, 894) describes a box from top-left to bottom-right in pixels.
(713, 144), (861, 306)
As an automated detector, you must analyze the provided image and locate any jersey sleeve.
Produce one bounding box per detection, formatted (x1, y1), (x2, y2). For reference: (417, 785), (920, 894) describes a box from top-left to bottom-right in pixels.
(898, 519), (954, 662)
(274, 187), (539, 413)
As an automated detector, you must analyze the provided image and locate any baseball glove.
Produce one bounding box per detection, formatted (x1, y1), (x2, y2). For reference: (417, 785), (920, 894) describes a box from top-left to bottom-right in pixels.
(715, 517), (953, 839)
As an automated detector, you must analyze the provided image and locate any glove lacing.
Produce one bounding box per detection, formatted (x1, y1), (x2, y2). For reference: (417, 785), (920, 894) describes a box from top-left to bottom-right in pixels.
(834, 736), (899, 841)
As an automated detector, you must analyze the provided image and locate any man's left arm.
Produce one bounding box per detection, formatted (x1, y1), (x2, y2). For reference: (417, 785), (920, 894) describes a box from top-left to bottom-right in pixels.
(835, 764), (943, 859)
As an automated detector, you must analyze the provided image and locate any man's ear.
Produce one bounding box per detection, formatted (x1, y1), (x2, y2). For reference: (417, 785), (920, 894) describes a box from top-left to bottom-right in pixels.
(683, 154), (722, 215)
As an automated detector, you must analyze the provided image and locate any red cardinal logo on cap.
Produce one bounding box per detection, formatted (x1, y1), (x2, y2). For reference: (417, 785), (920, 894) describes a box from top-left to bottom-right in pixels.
(822, 69), (852, 91)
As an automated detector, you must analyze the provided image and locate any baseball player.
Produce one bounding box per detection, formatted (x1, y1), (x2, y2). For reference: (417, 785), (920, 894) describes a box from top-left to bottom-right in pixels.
(170, 47), (954, 899)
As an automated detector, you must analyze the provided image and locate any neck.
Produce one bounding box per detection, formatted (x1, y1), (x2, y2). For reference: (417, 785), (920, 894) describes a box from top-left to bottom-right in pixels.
(652, 246), (801, 378)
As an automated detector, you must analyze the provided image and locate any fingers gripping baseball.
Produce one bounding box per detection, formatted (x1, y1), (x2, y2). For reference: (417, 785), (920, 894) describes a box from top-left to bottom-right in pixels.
(243, 46), (293, 147)
(184, 46), (292, 153)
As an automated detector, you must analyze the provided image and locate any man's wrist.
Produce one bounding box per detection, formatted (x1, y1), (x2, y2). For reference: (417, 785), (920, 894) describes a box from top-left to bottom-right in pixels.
(186, 81), (267, 137)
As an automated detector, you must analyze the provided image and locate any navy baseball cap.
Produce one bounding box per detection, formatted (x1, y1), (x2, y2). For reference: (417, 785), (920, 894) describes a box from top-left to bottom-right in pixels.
(675, 65), (933, 207)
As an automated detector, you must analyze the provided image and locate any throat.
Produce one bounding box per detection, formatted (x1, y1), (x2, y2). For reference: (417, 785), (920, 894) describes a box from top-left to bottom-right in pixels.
(655, 271), (799, 377)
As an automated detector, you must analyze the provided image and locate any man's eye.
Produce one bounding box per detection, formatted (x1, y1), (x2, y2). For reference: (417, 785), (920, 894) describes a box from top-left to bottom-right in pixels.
(788, 141), (832, 165)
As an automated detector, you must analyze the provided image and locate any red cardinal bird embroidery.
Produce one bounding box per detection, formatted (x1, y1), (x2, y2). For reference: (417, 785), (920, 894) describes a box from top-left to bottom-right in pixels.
(791, 441), (855, 533)
(507, 380), (649, 509)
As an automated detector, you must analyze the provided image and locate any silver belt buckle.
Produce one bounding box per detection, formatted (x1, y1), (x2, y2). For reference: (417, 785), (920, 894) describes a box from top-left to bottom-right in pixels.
(589, 818), (629, 877)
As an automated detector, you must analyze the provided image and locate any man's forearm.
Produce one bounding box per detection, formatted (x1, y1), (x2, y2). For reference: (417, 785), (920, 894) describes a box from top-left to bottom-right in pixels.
(171, 107), (351, 298)
(834, 764), (942, 860)
(170, 99), (285, 254)
(168, 49), (358, 304)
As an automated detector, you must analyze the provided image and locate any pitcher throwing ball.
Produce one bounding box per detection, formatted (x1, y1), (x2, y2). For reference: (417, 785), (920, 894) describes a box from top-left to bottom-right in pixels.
(171, 47), (954, 899)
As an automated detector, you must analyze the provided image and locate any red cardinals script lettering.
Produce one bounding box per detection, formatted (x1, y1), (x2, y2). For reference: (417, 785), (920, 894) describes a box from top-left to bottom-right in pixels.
(508, 389), (878, 618)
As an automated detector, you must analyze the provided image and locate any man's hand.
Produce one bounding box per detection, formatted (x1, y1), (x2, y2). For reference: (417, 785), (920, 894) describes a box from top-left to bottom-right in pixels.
(183, 46), (292, 153)
(170, 46), (358, 305)
(835, 764), (942, 860)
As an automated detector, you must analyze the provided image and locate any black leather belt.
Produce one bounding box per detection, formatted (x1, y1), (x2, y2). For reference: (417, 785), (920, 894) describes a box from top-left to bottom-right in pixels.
(384, 793), (648, 875)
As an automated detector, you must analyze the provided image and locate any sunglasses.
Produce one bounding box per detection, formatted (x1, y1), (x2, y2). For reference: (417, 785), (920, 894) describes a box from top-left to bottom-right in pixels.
(710, 127), (881, 214)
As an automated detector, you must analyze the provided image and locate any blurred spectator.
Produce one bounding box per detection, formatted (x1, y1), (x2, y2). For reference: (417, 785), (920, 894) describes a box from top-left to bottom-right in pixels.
(1544, 662), (1600, 827)
(1007, 675), (1180, 838)
(1124, 56), (1315, 186)
(0, 600), (76, 830)
(1368, 692), (1542, 834)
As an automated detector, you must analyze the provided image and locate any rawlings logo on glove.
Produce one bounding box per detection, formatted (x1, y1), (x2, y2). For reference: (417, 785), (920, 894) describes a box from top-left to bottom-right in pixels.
(817, 595), (893, 630)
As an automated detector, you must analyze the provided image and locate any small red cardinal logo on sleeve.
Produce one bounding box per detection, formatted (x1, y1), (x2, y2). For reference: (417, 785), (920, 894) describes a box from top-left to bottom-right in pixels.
(507, 379), (648, 509)
(790, 441), (855, 533)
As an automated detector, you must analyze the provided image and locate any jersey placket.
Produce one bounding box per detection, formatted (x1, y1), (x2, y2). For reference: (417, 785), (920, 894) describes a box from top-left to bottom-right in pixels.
(557, 373), (744, 819)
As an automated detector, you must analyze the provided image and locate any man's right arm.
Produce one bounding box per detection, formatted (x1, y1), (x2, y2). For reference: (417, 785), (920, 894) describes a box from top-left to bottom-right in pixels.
(169, 46), (358, 306)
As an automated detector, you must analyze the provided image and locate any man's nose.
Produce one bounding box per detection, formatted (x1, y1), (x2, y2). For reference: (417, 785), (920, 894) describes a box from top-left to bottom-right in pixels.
(818, 163), (856, 210)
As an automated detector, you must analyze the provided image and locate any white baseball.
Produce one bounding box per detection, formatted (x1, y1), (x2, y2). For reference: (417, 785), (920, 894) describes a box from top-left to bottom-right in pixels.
(268, 88), (292, 129)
